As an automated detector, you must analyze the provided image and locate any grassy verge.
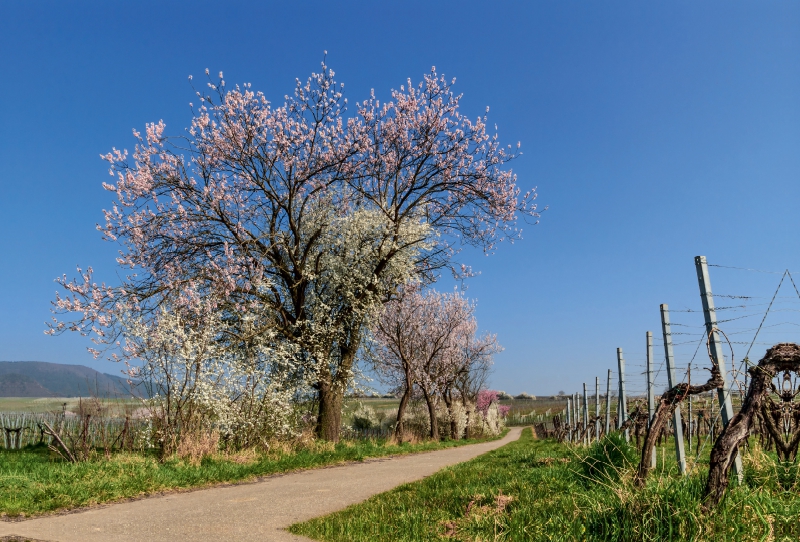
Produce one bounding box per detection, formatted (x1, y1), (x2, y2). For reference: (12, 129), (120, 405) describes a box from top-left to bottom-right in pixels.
(290, 428), (800, 541)
(0, 433), (504, 518)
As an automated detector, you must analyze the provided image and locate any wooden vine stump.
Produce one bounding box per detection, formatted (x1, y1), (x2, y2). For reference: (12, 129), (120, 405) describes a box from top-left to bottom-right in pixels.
(634, 365), (723, 486)
(704, 343), (800, 508)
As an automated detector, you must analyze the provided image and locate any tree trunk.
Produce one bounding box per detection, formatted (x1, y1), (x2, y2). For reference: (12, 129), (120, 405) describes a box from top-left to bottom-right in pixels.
(316, 380), (344, 442)
(423, 389), (439, 440)
(394, 382), (412, 439)
(460, 389), (472, 440)
(315, 335), (360, 442)
(442, 389), (457, 440)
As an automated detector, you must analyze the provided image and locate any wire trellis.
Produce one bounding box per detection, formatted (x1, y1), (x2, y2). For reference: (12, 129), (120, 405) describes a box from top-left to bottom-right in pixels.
(565, 261), (800, 472)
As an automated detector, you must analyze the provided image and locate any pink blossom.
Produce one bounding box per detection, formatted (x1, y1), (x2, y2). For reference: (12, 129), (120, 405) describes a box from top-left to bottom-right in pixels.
(48, 63), (530, 435)
(477, 389), (500, 416)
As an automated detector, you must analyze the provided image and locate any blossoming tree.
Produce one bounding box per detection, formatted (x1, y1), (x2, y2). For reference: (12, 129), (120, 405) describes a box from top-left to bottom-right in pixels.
(48, 61), (536, 441)
(371, 286), (500, 439)
(445, 332), (499, 439)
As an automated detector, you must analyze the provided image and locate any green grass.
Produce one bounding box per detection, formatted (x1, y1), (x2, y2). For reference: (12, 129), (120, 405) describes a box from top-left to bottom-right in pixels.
(0, 433), (502, 518)
(290, 428), (800, 541)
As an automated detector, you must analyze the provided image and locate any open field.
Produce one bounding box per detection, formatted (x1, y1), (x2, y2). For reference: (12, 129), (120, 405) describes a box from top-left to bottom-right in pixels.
(346, 396), (572, 417)
(0, 395), (570, 419)
(0, 432), (505, 518)
(0, 397), (140, 415)
(291, 428), (799, 541)
(499, 396), (569, 412)
(0, 396), (394, 415)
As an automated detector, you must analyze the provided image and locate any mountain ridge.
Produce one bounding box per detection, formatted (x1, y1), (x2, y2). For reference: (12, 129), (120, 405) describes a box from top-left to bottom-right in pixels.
(0, 361), (133, 397)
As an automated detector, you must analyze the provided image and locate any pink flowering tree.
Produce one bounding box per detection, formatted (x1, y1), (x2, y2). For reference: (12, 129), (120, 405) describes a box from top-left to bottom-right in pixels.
(476, 389), (510, 418)
(476, 390), (500, 417)
(48, 61), (536, 442)
(447, 333), (500, 438)
(371, 286), (500, 439)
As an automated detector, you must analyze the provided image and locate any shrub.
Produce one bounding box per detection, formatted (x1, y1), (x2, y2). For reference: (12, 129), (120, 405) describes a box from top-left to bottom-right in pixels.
(124, 306), (302, 457)
(351, 403), (379, 430)
(514, 392), (535, 400)
(482, 403), (505, 436)
(580, 432), (637, 484)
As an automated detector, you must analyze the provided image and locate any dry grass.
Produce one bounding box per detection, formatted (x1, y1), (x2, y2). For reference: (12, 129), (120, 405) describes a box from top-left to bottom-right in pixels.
(384, 430), (423, 446)
(175, 430), (220, 465)
(222, 447), (259, 465)
(261, 430), (337, 458)
(442, 491), (516, 538)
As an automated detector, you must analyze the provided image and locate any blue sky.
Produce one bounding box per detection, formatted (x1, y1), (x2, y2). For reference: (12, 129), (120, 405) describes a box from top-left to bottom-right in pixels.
(1, 1), (799, 397)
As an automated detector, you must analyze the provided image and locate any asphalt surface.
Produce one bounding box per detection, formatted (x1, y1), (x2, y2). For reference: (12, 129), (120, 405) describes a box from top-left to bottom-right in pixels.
(0, 427), (523, 542)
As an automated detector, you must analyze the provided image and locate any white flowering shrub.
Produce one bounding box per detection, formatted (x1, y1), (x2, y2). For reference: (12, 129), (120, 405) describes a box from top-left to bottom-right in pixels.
(377, 409), (396, 431)
(448, 401), (469, 439)
(482, 402), (504, 436)
(123, 305), (306, 456)
(401, 403), (432, 438)
(439, 400), (503, 440)
(394, 401), (471, 441)
(350, 403), (380, 430)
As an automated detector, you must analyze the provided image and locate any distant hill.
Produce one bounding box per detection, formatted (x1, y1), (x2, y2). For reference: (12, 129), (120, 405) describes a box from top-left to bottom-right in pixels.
(0, 361), (134, 398)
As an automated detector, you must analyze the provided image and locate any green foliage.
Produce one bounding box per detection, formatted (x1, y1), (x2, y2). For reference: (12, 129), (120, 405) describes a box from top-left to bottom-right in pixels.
(580, 432), (638, 484)
(777, 460), (799, 490)
(0, 434), (500, 517)
(291, 430), (800, 541)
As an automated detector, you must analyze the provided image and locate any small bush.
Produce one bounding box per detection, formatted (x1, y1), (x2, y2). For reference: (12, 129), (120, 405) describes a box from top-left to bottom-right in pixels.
(351, 403), (379, 430)
(580, 432), (637, 484)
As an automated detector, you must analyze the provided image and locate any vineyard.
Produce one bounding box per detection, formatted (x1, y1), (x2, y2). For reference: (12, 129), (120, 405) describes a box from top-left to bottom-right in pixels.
(0, 7), (794, 541)
(288, 258), (800, 541)
(0, 405), (148, 461)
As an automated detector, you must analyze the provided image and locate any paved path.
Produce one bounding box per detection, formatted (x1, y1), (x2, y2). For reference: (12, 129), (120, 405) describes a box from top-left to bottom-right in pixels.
(0, 427), (523, 542)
